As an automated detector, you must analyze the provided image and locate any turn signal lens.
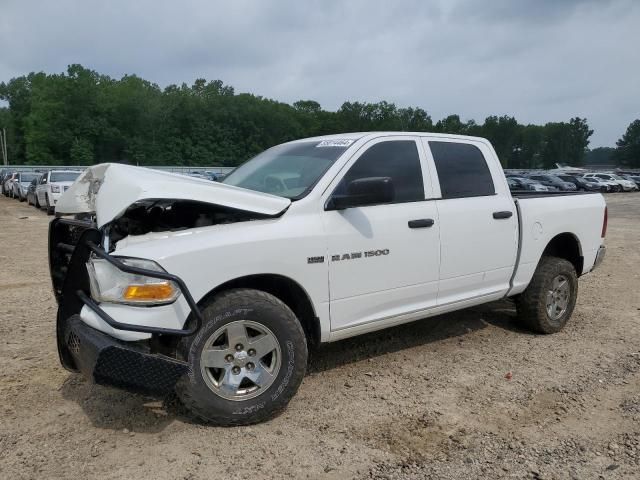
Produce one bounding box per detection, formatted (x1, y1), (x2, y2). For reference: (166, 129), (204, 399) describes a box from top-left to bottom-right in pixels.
(123, 283), (175, 301)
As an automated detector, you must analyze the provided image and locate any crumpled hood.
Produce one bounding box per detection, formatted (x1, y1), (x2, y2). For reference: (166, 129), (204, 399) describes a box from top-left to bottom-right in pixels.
(55, 163), (291, 228)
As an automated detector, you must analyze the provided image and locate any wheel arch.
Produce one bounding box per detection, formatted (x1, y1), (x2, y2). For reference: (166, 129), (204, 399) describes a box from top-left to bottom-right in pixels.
(542, 233), (584, 276)
(198, 274), (321, 348)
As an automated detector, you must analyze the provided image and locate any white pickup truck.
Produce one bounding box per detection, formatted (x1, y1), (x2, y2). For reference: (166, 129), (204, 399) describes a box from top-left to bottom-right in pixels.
(50, 132), (607, 425)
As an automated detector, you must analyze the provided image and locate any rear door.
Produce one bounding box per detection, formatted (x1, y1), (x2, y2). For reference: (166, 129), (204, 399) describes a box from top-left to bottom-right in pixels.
(323, 136), (440, 332)
(422, 139), (518, 305)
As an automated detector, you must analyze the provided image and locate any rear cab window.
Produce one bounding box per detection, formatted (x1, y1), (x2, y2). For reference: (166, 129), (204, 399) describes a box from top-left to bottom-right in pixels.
(428, 141), (495, 199)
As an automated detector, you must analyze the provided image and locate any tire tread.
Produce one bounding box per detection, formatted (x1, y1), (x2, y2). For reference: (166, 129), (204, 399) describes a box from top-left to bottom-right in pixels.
(516, 255), (578, 334)
(176, 288), (307, 426)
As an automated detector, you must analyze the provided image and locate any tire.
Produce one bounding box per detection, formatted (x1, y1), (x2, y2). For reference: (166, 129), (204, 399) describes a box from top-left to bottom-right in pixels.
(45, 194), (54, 215)
(35, 195), (40, 208)
(176, 288), (308, 426)
(515, 256), (578, 334)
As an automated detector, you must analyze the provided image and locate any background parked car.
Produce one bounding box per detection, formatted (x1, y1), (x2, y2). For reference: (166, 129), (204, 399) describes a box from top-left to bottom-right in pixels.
(621, 174), (640, 189)
(35, 170), (82, 214)
(556, 174), (605, 192)
(0, 169), (13, 194)
(585, 177), (617, 192)
(505, 175), (549, 192)
(3, 172), (20, 197)
(583, 173), (637, 191)
(581, 175), (620, 192)
(185, 172), (210, 181)
(12, 172), (41, 201)
(26, 176), (41, 206)
(527, 174), (577, 191)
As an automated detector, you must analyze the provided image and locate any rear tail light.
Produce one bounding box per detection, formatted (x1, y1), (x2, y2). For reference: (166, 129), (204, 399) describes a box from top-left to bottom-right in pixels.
(601, 206), (608, 238)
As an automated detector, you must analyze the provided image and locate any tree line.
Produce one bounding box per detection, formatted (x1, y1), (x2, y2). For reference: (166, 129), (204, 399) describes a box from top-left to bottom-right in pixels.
(0, 64), (638, 168)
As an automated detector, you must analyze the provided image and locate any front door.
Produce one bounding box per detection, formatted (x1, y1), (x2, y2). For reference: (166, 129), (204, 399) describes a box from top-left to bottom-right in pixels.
(323, 137), (440, 332)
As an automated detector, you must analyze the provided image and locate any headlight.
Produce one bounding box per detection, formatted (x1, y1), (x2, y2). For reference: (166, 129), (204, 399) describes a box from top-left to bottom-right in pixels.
(86, 257), (181, 305)
(51, 185), (60, 193)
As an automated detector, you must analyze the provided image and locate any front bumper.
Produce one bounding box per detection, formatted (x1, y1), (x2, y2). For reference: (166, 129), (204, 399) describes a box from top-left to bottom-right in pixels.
(49, 217), (203, 393)
(64, 315), (189, 395)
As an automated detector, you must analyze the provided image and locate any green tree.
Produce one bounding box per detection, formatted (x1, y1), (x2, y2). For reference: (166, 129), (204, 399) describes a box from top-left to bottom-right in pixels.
(540, 118), (592, 168)
(0, 64), (606, 169)
(481, 115), (519, 167)
(585, 147), (615, 166)
(69, 137), (94, 164)
(614, 120), (640, 167)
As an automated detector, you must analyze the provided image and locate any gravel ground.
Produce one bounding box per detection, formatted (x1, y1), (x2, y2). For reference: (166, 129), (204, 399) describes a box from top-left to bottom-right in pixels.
(0, 193), (638, 480)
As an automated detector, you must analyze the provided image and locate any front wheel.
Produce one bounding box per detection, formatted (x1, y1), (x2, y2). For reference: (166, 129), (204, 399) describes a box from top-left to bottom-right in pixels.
(176, 289), (308, 426)
(515, 256), (578, 334)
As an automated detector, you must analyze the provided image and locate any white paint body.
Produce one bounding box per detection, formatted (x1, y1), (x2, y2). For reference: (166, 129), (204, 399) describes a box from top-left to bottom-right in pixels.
(57, 133), (607, 343)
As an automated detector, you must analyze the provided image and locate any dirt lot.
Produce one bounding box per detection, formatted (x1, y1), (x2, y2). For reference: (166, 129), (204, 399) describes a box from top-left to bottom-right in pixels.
(0, 193), (639, 480)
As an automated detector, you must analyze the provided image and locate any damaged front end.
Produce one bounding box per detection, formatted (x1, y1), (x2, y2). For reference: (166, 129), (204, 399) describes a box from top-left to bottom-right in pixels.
(49, 163), (290, 395)
(49, 216), (201, 393)
(55, 163), (291, 228)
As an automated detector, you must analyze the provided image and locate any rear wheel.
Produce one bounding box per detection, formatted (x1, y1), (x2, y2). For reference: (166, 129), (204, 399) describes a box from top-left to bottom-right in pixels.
(515, 256), (578, 334)
(176, 289), (308, 426)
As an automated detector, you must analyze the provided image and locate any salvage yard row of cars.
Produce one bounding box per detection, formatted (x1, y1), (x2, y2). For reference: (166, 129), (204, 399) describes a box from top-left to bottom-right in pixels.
(0, 168), (228, 214)
(0, 169), (83, 214)
(506, 171), (640, 193)
(2, 167), (639, 215)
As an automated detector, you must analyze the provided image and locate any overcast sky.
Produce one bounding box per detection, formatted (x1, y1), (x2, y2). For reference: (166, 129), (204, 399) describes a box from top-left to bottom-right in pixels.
(1, 0), (638, 147)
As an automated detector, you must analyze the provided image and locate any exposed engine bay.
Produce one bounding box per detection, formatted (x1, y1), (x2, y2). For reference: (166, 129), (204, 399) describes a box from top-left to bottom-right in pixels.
(107, 199), (272, 245)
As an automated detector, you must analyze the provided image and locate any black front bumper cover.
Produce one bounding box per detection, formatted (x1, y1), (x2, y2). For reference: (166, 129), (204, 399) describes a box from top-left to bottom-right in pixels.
(66, 315), (189, 396)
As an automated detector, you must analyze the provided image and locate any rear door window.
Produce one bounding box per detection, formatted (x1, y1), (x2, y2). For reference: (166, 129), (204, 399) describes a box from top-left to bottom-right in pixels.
(429, 142), (495, 199)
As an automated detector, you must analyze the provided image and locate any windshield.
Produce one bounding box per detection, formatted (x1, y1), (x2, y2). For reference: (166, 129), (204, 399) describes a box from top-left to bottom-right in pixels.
(222, 141), (352, 199)
(50, 172), (81, 183)
(611, 175), (624, 180)
(19, 174), (39, 183)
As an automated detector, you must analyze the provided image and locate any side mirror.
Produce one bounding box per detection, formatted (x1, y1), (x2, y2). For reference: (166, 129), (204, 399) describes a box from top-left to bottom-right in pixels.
(326, 177), (395, 210)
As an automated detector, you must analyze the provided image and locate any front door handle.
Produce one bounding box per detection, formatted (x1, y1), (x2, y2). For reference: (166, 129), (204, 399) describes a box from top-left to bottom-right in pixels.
(493, 211), (513, 219)
(408, 219), (435, 228)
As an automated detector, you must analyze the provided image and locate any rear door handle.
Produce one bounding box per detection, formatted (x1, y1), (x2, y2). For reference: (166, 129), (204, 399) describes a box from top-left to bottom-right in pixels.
(408, 219), (435, 228)
(493, 211), (513, 219)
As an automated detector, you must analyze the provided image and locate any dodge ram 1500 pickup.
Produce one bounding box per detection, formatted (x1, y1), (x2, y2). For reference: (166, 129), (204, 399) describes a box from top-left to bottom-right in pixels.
(50, 132), (607, 425)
